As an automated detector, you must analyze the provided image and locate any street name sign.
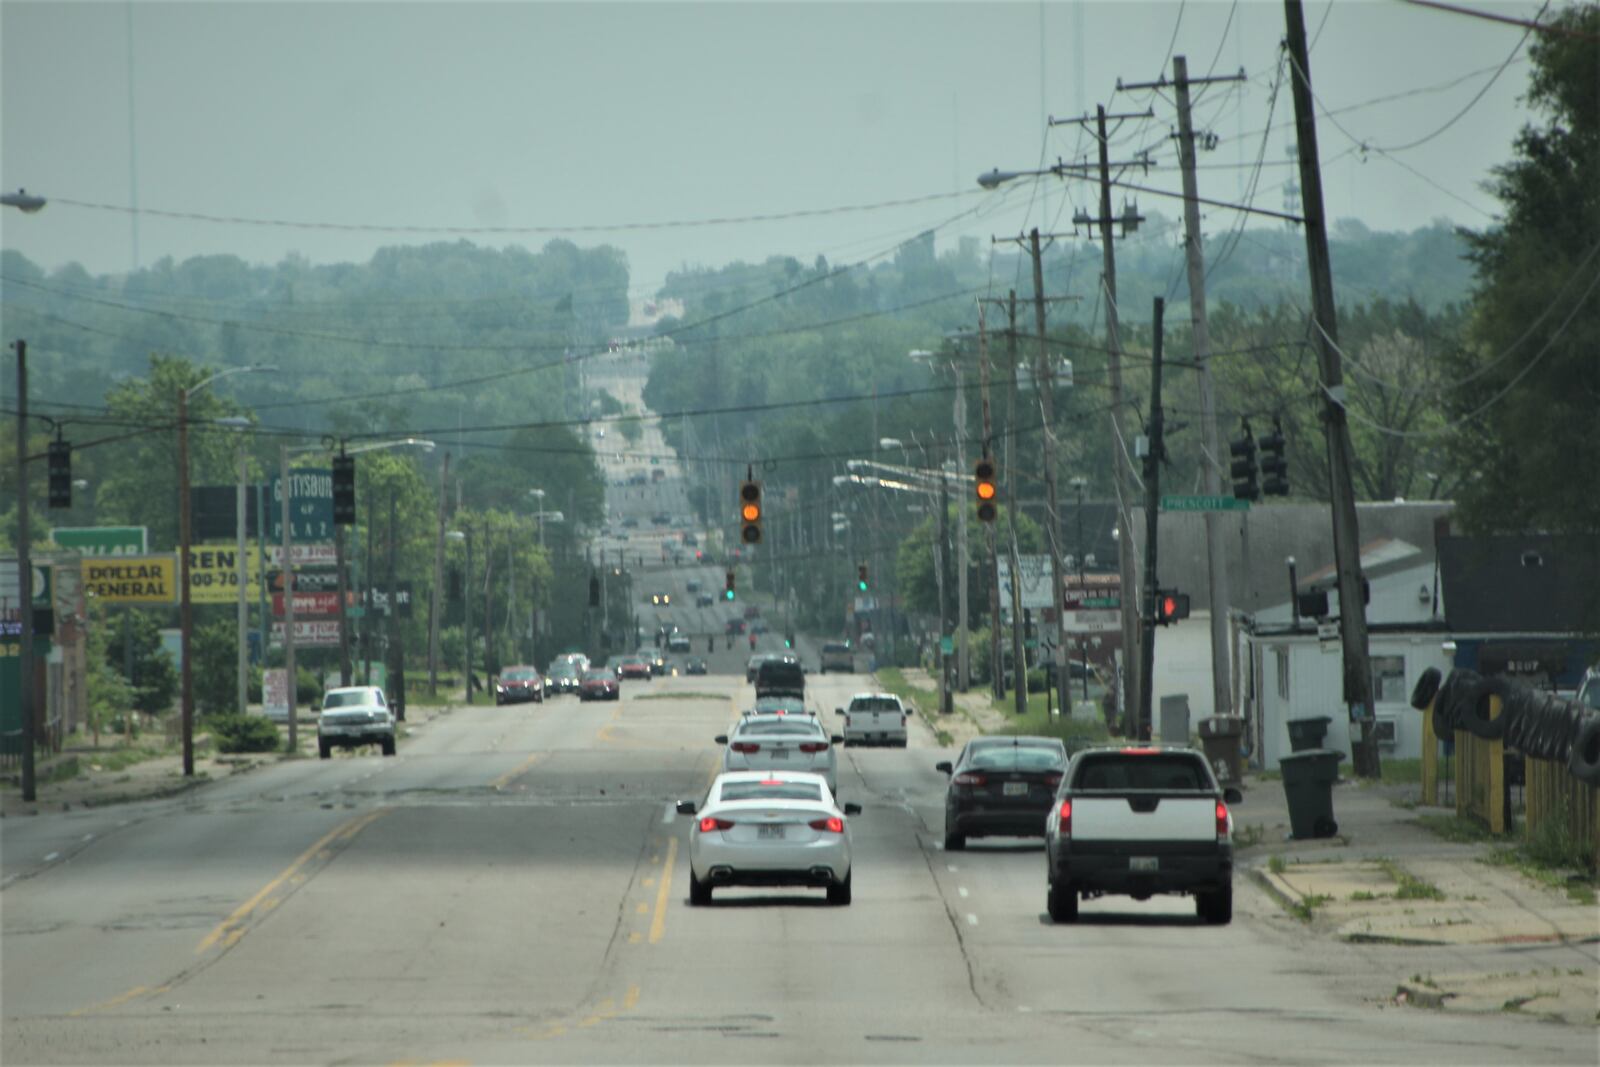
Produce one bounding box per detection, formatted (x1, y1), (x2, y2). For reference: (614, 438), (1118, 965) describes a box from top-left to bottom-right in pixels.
(1161, 495), (1250, 512)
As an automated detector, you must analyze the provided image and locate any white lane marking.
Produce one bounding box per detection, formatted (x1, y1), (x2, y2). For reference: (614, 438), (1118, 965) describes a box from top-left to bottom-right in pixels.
(946, 864), (958, 872)
(965, 913), (979, 926)
(82, 834), (95, 841)
(43, 852), (59, 862)
(662, 803), (675, 824)
(958, 886), (969, 898)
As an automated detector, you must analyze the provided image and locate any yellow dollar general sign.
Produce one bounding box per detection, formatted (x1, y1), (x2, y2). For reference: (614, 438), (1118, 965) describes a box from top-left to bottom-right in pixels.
(83, 556), (177, 604)
(188, 545), (262, 604)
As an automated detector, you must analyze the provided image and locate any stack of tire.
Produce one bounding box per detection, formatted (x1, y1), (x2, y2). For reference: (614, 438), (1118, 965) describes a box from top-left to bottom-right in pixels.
(1411, 667), (1600, 786)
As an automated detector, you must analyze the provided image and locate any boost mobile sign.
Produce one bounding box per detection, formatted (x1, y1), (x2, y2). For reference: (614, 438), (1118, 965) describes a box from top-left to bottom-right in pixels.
(268, 469), (334, 544)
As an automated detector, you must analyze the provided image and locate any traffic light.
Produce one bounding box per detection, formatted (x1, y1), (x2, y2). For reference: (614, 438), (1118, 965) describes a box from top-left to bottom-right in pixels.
(857, 564), (869, 593)
(1259, 419), (1288, 497)
(47, 439), (72, 509)
(1155, 589), (1192, 625)
(974, 457), (998, 523)
(1229, 420), (1259, 502)
(332, 453), (356, 525)
(739, 480), (763, 544)
(724, 569), (736, 601)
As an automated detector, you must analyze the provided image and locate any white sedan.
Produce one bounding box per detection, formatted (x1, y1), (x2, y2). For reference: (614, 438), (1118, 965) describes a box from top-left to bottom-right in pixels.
(676, 772), (861, 906)
(716, 713), (841, 794)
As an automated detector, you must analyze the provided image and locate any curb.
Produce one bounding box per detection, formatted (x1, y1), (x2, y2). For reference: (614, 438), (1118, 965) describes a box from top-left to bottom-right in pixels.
(1247, 866), (1302, 911)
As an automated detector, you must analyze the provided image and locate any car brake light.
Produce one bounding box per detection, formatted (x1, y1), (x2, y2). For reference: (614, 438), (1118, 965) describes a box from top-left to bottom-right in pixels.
(798, 742), (828, 753)
(698, 816), (735, 832)
(953, 772), (987, 788)
(1057, 798), (1072, 836)
(809, 816), (844, 833)
(1121, 747), (1159, 755)
(1044, 771), (1063, 788)
(730, 742), (760, 754)
(1216, 800), (1231, 839)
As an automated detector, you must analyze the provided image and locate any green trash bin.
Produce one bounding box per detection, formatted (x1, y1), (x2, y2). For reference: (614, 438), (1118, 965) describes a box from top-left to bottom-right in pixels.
(1279, 748), (1343, 839)
(1286, 715), (1332, 752)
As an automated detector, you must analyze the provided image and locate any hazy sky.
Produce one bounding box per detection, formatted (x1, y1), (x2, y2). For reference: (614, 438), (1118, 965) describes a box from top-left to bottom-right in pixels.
(2, 1), (1551, 297)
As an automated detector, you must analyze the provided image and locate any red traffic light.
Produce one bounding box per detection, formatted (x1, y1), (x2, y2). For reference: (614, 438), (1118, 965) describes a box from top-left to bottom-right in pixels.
(1156, 590), (1191, 625)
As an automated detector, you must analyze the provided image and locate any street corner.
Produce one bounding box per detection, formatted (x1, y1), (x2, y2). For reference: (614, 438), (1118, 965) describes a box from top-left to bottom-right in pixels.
(1394, 967), (1600, 1027)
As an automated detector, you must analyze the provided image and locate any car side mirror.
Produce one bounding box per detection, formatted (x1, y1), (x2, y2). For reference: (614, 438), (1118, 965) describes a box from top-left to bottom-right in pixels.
(842, 803), (862, 816)
(676, 800), (697, 815)
(835, 707), (845, 716)
(935, 761), (953, 775)
(714, 735), (728, 745)
(831, 734), (844, 744)
(1223, 786), (1244, 805)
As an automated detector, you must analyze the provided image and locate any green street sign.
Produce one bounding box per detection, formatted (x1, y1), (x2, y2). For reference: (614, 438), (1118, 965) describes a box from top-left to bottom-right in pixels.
(1161, 495), (1250, 513)
(1081, 597), (1120, 609)
(1024, 639), (1038, 650)
(345, 606), (366, 619)
(939, 636), (954, 655)
(50, 526), (148, 556)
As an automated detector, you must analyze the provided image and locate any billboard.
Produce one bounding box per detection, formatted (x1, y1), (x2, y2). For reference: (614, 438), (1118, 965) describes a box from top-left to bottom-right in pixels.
(82, 556), (178, 604)
(187, 546), (262, 604)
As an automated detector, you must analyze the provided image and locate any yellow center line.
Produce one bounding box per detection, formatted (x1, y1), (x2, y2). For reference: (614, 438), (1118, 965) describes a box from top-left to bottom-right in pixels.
(197, 809), (389, 954)
(648, 836), (677, 944)
(489, 750), (546, 791)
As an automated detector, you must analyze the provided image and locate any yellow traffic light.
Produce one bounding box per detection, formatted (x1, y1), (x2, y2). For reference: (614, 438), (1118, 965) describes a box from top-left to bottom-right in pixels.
(974, 458), (998, 522)
(739, 480), (763, 544)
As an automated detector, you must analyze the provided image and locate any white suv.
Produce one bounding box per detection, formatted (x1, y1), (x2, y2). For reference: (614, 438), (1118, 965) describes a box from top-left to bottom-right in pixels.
(318, 686), (396, 759)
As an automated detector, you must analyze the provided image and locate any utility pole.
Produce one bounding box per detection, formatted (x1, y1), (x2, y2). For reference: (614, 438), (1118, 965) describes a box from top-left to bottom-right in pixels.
(936, 456), (953, 715)
(1053, 105), (1151, 730)
(387, 488), (404, 720)
(336, 506), (351, 687)
(177, 385), (194, 776)
(279, 444), (296, 752)
(11, 339), (36, 801)
(236, 441), (249, 715)
(1005, 292), (1026, 716)
(977, 303), (1002, 701)
(1285, 0), (1380, 778)
(428, 452), (448, 697)
(1138, 299), (1168, 741)
(1027, 228), (1068, 721)
(954, 352), (969, 692)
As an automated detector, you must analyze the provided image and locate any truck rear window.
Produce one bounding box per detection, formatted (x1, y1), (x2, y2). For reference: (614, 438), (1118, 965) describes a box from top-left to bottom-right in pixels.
(1074, 755), (1208, 791)
(849, 697), (900, 712)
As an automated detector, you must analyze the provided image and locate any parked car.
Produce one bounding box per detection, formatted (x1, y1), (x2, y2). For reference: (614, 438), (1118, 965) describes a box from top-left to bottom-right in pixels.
(495, 665), (545, 705)
(317, 686), (396, 759)
(937, 736), (1068, 850)
(677, 772), (861, 906)
(819, 642), (855, 673)
(578, 669), (620, 701)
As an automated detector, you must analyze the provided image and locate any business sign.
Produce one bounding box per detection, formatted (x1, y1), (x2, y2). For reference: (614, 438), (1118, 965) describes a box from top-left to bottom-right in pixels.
(266, 567), (341, 592)
(188, 546), (262, 604)
(264, 543), (337, 567)
(365, 583), (414, 618)
(268, 469), (335, 544)
(271, 619), (341, 647)
(272, 591), (345, 617)
(82, 556), (177, 604)
(0, 561), (52, 640)
(1065, 609), (1122, 634)
(50, 526), (148, 556)
(263, 668), (290, 720)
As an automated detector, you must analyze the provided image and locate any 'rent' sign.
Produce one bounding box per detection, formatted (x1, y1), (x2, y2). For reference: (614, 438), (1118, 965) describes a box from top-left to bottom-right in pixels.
(83, 556), (177, 604)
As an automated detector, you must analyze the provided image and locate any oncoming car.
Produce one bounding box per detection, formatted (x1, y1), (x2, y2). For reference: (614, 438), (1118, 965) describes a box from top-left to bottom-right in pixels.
(716, 713), (841, 794)
(317, 686), (396, 759)
(495, 665), (544, 705)
(578, 669), (620, 701)
(676, 772), (861, 906)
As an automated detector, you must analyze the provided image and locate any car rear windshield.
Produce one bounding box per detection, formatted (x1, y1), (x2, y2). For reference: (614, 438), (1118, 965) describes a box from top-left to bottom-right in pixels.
(849, 697), (900, 712)
(823, 643), (850, 653)
(968, 746), (1063, 772)
(1074, 754), (1209, 791)
(719, 781), (824, 803)
(502, 669), (536, 680)
(323, 691), (377, 708)
(738, 720), (823, 737)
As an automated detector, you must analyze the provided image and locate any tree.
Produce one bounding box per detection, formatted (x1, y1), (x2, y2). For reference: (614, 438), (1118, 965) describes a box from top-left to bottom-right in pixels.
(193, 619), (239, 717)
(1454, 4), (1600, 536)
(117, 610), (178, 717)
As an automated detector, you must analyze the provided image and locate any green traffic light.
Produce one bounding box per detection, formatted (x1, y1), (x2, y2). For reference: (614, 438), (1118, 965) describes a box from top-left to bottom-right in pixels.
(724, 589), (735, 601)
(857, 580), (868, 592)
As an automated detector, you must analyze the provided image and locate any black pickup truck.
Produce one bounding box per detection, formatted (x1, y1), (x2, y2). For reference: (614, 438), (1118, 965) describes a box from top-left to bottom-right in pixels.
(1044, 745), (1242, 925)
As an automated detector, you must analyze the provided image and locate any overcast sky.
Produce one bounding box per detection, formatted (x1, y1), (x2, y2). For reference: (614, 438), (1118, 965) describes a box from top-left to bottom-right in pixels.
(2, 1), (1551, 296)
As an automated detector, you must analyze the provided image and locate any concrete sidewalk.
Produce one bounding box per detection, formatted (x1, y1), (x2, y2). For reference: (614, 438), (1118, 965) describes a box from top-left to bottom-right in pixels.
(1, 698), (458, 819)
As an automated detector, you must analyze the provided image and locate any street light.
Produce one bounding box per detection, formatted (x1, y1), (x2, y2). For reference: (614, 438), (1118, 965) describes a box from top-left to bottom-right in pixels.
(1, 188), (46, 213)
(178, 364), (273, 778)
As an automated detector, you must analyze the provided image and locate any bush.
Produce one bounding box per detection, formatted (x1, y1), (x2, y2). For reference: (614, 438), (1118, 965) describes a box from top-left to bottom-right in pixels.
(209, 714), (281, 754)
(1026, 669), (1049, 693)
(296, 666), (323, 705)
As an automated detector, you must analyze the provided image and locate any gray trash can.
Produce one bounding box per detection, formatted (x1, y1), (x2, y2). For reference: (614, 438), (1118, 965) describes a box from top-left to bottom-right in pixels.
(1286, 715), (1332, 752)
(1198, 716), (1245, 786)
(1278, 748), (1343, 838)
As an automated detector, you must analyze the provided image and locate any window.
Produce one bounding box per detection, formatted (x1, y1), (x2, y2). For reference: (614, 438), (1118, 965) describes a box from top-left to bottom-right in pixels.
(719, 781), (823, 803)
(1275, 646), (1290, 700)
(1371, 656), (1406, 704)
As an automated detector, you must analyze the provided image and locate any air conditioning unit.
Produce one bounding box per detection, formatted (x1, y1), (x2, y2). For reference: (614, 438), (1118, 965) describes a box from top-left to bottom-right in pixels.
(1373, 717), (1398, 746)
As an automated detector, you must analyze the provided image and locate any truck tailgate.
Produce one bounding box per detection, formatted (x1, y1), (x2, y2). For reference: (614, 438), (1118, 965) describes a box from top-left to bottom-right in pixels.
(1069, 794), (1216, 842)
(849, 711), (901, 732)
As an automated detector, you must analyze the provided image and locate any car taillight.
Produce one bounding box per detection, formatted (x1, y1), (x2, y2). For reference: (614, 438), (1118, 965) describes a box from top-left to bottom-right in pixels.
(698, 816), (735, 832)
(730, 742), (760, 754)
(1057, 798), (1072, 836)
(1044, 771), (1063, 788)
(809, 816), (844, 833)
(1216, 800), (1231, 840)
(953, 772), (987, 788)
(798, 742), (828, 753)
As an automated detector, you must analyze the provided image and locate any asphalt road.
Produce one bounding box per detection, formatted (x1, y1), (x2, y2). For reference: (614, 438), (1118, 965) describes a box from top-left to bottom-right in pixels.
(4, 669), (1594, 1065)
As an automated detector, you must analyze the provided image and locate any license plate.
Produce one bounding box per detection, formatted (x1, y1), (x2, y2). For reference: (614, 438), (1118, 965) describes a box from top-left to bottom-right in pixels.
(769, 749), (788, 759)
(757, 825), (786, 840)
(1003, 782), (1028, 797)
(1130, 856), (1158, 872)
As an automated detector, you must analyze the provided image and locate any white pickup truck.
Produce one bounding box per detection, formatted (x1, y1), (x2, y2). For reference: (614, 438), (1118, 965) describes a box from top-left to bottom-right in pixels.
(836, 692), (908, 747)
(1044, 745), (1241, 925)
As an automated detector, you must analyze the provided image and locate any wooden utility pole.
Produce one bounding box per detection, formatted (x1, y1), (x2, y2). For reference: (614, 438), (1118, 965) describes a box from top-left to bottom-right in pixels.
(1285, 0), (1379, 777)
(12, 339), (36, 800)
(1138, 299), (1168, 740)
(1027, 228), (1069, 720)
(428, 452), (449, 697)
(1005, 292), (1026, 717)
(977, 303), (1002, 701)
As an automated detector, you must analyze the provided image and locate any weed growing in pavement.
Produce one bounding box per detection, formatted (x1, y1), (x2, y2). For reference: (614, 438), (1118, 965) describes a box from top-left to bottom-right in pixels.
(934, 729), (955, 747)
(1376, 858), (1446, 901)
(1288, 893), (1331, 922)
(1234, 823), (1266, 850)
(1376, 758), (1423, 785)
(1268, 854), (1287, 875)
(1350, 890), (1380, 901)
(1389, 796), (1418, 811)
(1409, 973), (1438, 989)
(1414, 813), (1495, 843)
